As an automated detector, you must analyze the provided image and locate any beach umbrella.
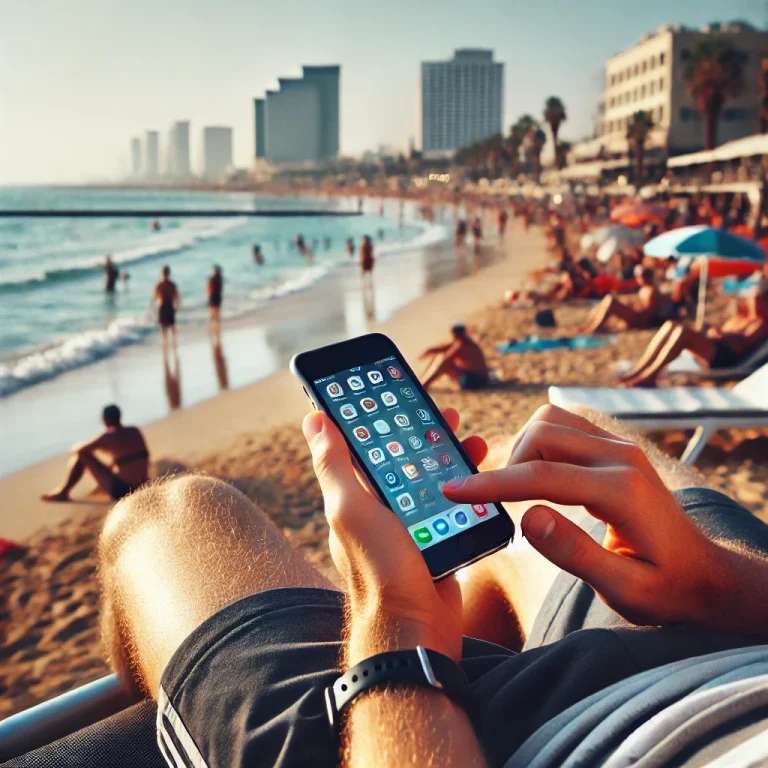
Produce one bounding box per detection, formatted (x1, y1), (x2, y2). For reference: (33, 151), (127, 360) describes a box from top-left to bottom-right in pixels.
(644, 225), (766, 326)
(617, 204), (668, 228)
(580, 224), (645, 252)
(596, 236), (623, 264)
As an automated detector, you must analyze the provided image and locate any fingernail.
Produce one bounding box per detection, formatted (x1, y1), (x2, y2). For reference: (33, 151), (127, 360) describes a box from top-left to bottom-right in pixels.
(526, 506), (555, 540)
(442, 478), (466, 492)
(302, 411), (324, 443)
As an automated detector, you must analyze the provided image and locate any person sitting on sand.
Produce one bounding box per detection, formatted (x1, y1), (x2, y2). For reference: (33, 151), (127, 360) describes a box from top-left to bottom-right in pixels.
(420, 323), (489, 390)
(621, 285), (768, 387)
(578, 266), (666, 334)
(154, 265), (180, 351)
(42, 405), (149, 503)
(97, 405), (768, 768)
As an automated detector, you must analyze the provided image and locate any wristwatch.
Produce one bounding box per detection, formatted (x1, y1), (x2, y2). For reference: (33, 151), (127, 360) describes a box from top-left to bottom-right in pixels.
(325, 646), (474, 731)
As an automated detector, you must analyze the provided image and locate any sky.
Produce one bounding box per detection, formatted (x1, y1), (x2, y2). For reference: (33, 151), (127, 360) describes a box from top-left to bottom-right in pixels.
(1, 0), (766, 184)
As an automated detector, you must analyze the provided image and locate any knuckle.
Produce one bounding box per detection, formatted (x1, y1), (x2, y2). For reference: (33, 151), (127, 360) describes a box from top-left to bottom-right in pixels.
(617, 466), (648, 496)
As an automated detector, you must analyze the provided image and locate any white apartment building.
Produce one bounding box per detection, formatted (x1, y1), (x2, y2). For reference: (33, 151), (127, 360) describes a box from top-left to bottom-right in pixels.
(202, 126), (233, 178)
(601, 21), (768, 158)
(145, 131), (159, 177)
(167, 121), (191, 178)
(421, 49), (504, 155)
(130, 138), (142, 176)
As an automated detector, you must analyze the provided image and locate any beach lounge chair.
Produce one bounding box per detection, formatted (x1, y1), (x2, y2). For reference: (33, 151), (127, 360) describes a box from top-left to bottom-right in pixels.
(548, 362), (768, 464)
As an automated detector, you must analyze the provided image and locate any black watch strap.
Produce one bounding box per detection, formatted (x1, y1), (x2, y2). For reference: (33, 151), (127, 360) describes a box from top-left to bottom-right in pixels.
(325, 646), (473, 731)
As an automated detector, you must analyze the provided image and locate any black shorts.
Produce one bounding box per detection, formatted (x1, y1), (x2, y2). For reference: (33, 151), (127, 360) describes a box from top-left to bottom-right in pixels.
(208, 295), (222, 309)
(157, 489), (768, 768)
(710, 340), (743, 369)
(459, 371), (489, 390)
(158, 304), (175, 328)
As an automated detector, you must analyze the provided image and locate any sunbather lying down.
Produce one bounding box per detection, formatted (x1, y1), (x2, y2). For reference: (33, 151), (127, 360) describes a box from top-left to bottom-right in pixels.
(621, 288), (768, 387)
(100, 404), (768, 768)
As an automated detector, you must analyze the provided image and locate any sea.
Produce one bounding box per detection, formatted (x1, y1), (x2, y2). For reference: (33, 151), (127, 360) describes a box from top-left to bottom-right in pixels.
(0, 188), (446, 398)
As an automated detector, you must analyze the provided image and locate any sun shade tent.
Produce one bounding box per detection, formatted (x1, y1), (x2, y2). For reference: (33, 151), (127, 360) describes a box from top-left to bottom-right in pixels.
(548, 362), (768, 465)
(643, 225), (766, 328)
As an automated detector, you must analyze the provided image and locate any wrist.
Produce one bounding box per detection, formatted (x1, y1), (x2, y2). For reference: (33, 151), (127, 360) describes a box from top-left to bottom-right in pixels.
(346, 607), (457, 667)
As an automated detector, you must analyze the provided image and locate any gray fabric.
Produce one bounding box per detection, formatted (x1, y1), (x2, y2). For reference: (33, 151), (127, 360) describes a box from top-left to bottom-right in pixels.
(703, 728), (768, 767)
(604, 674), (768, 768)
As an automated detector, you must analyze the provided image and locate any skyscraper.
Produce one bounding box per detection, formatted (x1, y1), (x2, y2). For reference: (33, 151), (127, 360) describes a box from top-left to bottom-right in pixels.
(254, 65), (340, 164)
(145, 131), (159, 177)
(203, 126), (233, 177)
(130, 138), (142, 176)
(167, 121), (191, 177)
(421, 49), (504, 155)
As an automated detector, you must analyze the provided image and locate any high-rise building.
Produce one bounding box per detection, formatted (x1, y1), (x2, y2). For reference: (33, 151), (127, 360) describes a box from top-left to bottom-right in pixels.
(203, 126), (233, 177)
(600, 21), (768, 157)
(145, 131), (159, 177)
(254, 65), (340, 164)
(167, 121), (191, 177)
(421, 49), (504, 156)
(130, 138), (142, 176)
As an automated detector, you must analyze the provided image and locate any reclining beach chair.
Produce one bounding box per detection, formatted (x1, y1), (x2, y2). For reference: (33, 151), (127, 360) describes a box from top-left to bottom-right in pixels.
(548, 362), (768, 464)
(666, 339), (768, 380)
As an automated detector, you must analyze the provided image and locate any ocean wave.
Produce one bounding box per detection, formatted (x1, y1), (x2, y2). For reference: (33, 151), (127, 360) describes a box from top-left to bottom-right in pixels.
(0, 316), (155, 397)
(0, 217), (247, 295)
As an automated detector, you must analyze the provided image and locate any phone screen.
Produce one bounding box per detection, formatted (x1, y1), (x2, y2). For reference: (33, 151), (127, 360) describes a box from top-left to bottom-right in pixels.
(314, 354), (500, 550)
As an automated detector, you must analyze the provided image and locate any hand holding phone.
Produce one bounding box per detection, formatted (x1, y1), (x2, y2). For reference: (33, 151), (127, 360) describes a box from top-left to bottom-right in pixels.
(291, 333), (514, 580)
(302, 406), (489, 663)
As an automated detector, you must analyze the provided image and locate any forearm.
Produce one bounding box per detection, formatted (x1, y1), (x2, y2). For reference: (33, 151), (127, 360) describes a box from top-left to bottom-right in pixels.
(343, 616), (486, 768)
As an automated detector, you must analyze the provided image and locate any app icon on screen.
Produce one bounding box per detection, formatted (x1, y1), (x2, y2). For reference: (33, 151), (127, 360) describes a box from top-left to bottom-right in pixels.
(413, 527), (432, 544)
(408, 436), (424, 450)
(387, 366), (402, 379)
(418, 488), (433, 503)
(425, 429), (442, 444)
(368, 447), (385, 465)
(360, 397), (378, 414)
(386, 441), (404, 457)
(421, 457), (440, 472)
(347, 376), (365, 391)
(394, 414), (410, 428)
(381, 392), (397, 407)
(400, 387), (416, 399)
(403, 463), (419, 480)
(453, 510), (469, 527)
(472, 504), (488, 517)
(340, 404), (358, 420)
(433, 518), (449, 535)
(384, 471), (400, 488)
(353, 426), (371, 442)
(438, 452), (453, 466)
(396, 493), (415, 512)
(416, 409), (432, 423)
(326, 382), (343, 398)
(373, 419), (391, 435)
(367, 371), (384, 385)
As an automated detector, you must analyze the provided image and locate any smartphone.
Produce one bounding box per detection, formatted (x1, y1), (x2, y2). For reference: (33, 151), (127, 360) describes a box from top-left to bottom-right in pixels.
(290, 332), (514, 580)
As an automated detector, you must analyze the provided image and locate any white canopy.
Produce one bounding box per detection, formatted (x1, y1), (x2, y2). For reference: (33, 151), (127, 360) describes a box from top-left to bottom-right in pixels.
(668, 134), (768, 168)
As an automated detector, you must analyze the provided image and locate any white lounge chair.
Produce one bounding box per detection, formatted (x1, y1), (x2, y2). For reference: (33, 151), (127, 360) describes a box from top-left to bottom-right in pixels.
(548, 362), (768, 465)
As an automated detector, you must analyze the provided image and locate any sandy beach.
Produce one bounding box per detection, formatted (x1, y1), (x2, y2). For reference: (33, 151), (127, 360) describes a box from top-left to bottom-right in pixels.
(2, 220), (767, 722)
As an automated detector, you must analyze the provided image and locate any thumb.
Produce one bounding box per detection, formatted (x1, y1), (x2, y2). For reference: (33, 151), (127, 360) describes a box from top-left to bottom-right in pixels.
(302, 411), (369, 531)
(522, 505), (633, 593)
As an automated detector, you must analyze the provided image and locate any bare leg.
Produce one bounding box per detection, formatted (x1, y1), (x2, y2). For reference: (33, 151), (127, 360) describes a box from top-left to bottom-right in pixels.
(99, 475), (334, 697)
(422, 358), (461, 390)
(42, 449), (115, 502)
(618, 321), (678, 381)
(580, 296), (643, 334)
(624, 326), (716, 387)
(170, 324), (178, 354)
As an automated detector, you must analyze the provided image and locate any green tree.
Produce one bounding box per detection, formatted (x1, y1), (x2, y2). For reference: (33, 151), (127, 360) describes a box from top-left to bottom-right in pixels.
(525, 124), (547, 184)
(543, 96), (567, 147)
(626, 111), (654, 186)
(682, 34), (744, 150)
(555, 139), (572, 170)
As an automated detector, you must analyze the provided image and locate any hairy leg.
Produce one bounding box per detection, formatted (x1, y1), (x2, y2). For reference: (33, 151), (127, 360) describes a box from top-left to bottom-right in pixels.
(619, 321), (677, 380)
(99, 474), (333, 697)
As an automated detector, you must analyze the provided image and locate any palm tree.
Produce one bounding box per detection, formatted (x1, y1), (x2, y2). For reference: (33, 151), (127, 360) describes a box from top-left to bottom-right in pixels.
(526, 125), (547, 184)
(682, 34), (744, 150)
(555, 140), (572, 170)
(543, 97), (567, 147)
(626, 111), (654, 185)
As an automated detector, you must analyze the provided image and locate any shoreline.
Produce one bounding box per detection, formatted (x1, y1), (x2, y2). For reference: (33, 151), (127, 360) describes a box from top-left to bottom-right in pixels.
(0, 222), (545, 542)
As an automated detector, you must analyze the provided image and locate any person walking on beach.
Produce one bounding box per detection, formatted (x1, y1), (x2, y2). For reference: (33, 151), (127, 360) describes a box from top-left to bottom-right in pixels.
(41, 404), (149, 503)
(153, 265), (180, 352)
(472, 216), (483, 254)
(456, 219), (467, 248)
(420, 323), (489, 391)
(207, 265), (223, 343)
(360, 234), (375, 320)
(497, 208), (508, 238)
(104, 255), (119, 294)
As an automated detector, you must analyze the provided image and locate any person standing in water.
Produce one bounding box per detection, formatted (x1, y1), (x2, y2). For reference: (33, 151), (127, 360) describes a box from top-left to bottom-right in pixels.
(207, 265), (223, 343)
(104, 255), (119, 294)
(345, 237), (355, 257)
(153, 265), (180, 352)
(252, 244), (264, 265)
(360, 235), (375, 320)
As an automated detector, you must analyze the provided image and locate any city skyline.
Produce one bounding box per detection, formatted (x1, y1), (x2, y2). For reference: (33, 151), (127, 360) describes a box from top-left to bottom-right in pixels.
(1, 0), (766, 184)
